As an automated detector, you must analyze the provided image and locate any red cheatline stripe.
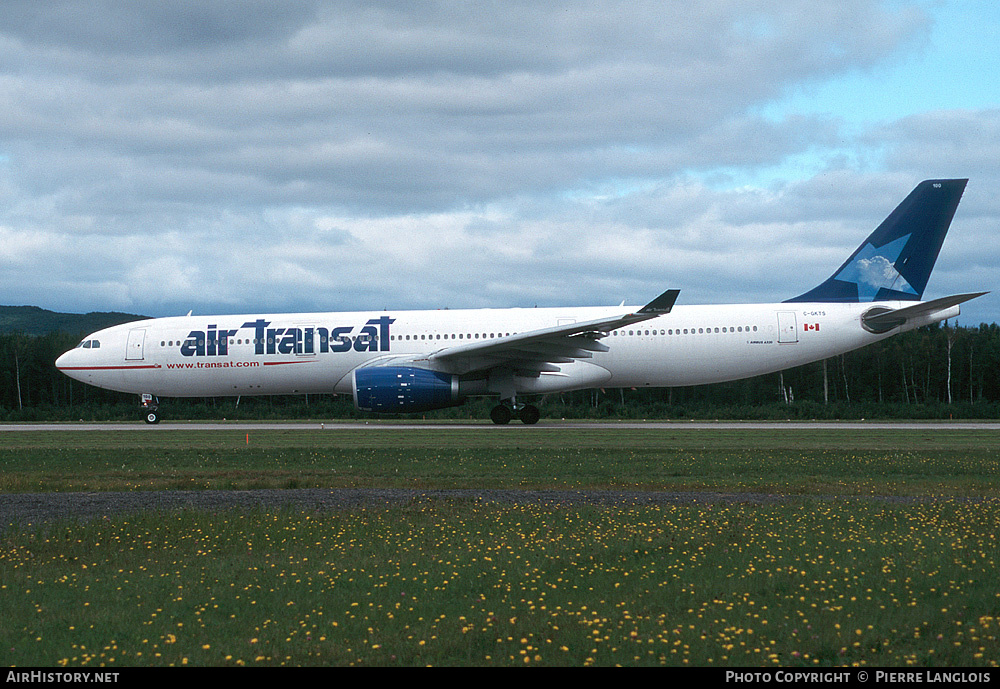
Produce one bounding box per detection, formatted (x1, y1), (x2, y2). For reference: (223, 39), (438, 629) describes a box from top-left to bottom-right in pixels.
(59, 360), (316, 371)
(57, 365), (162, 370)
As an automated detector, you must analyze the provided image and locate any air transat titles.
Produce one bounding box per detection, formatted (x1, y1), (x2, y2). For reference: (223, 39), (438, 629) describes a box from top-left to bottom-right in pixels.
(179, 316), (395, 358)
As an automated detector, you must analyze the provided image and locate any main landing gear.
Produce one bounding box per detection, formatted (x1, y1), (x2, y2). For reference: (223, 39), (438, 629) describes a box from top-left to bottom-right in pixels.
(141, 393), (160, 424)
(490, 402), (540, 425)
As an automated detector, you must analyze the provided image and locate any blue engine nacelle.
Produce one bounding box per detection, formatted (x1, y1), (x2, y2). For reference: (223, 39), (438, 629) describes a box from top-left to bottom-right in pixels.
(352, 366), (462, 413)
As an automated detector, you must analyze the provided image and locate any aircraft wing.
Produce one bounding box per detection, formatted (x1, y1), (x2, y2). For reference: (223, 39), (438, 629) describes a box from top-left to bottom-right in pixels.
(427, 288), (679, 376)
(385, 289), (679, 377)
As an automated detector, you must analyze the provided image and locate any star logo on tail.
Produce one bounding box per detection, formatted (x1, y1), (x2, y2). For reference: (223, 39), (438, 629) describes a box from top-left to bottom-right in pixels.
(834, 234), (917, 300)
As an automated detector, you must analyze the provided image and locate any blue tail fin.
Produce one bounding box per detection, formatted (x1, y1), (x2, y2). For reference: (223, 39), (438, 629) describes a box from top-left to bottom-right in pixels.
(785, 179), (967, 303)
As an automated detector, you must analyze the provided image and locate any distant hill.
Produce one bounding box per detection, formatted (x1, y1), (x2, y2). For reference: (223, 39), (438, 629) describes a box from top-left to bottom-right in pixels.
(0, 305), (149, 336)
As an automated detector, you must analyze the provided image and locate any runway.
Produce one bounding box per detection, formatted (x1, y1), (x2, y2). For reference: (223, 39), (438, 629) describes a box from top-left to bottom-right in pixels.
(2, 420), (1000, 431)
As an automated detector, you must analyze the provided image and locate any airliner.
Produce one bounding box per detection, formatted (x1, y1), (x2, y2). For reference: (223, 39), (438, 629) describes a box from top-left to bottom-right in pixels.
(56, 179), (984, 424)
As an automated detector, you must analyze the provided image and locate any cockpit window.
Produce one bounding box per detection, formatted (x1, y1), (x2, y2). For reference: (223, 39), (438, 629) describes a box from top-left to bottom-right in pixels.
(77, 339), (101, 349)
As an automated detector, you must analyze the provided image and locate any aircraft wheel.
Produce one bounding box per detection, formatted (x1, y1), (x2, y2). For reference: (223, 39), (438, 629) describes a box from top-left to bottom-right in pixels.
(519, 404), (540, 425)
(490, 404), (512, 425)
(144, 410), (160, 425)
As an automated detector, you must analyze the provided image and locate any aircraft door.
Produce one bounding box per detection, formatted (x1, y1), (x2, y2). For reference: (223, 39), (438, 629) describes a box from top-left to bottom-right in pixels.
(777, 311), (798, 344)
(125, 328), (146, 360)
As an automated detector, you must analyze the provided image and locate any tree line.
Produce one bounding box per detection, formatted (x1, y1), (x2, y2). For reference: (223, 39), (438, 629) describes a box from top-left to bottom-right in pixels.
(1, 322), (998, 421)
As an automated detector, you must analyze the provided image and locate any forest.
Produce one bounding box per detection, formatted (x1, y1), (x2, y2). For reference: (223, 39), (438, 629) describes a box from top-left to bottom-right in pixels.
(1, 319), (998, 421)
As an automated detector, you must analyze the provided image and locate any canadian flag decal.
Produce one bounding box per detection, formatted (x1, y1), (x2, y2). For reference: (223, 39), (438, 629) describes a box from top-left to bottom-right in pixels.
(804, 323), (820, 331)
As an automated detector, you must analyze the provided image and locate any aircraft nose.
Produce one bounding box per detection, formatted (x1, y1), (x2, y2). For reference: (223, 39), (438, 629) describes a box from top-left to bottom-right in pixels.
(55, 348), (84, 380)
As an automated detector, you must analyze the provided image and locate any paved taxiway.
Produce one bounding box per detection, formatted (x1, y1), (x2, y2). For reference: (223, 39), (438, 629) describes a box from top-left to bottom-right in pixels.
(2, 421), (1000, 431)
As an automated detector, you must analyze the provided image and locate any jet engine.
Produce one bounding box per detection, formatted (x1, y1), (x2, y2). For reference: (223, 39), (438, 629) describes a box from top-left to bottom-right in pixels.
(352, 366), (463, 413)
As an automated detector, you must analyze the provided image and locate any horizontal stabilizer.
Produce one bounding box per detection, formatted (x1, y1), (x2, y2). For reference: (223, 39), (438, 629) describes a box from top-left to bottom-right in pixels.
(862, 292), (988, 333)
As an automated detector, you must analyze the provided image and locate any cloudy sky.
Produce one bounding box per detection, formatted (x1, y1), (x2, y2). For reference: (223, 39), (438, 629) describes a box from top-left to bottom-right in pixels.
(2, 0), (998, 324)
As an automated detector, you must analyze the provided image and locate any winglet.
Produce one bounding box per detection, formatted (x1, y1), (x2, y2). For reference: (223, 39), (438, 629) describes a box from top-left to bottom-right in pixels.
(639, 289), (680, 314)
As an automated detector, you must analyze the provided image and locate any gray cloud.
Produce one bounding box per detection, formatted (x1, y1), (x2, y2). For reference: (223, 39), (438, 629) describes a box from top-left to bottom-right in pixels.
(1, 1), (995, 324)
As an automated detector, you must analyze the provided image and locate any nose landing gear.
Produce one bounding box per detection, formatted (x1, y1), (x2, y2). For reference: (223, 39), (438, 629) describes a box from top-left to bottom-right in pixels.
(141, 393), (160, 424)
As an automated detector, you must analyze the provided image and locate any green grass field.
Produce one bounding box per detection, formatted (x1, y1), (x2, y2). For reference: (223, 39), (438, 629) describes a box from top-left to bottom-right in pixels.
(1, 426), (998, 495)
(1, 425), (999, 666)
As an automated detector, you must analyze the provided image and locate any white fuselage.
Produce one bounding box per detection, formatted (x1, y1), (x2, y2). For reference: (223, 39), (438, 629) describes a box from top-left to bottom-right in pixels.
(55, 299), (956, 399)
